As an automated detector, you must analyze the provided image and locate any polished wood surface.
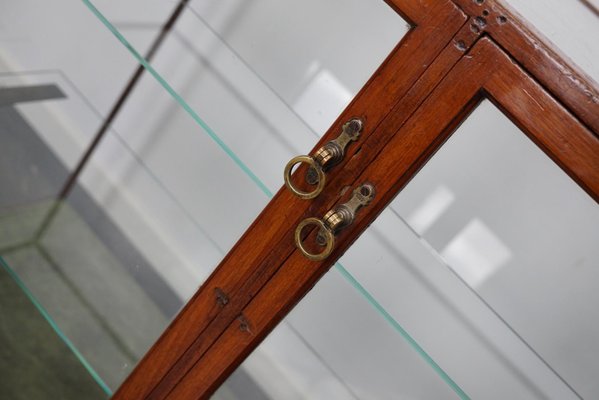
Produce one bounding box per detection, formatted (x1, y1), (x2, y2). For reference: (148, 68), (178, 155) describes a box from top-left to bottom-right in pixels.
(166, 38), (599, 399)
(113, 1), (466, 398)
(113, 0), (599, 398)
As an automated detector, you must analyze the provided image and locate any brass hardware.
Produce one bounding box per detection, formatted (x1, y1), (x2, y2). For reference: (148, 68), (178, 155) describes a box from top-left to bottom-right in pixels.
(295, 183), (375, 261)
(284, 155), (326, 199)
(284, 118), (363, 199)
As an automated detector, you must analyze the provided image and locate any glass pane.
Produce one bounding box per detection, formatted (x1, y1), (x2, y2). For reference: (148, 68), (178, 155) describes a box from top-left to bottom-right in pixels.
(0, 30), (139, 253)
(225, 100), (597, 399)
(0, 0), (157, 395)
(88, 0), (409, 134)
(215, 266), (465, 399)
(0, 0), (408, 396)
(387, 100), (596, 398)
(0, 256), (107, 399)
(504, 0), (599, 84)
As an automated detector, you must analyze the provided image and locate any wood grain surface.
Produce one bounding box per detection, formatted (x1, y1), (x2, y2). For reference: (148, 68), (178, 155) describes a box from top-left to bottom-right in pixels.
(113, 0), (599, 398)
(166, 37), (599, 399)
(112, 1), (466, 398)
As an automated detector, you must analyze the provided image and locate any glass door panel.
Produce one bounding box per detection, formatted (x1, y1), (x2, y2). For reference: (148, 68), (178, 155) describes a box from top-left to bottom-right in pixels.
(220, 99), (598, 399)
(0, 1), (172, 395)
(84, 0), (409, 193)
(0, 0), (409, 397)
(0, 0), (142, 251)
(89, 0), (409, 134)
(388, 100), (597, 398)
(1, 66), (274, 393)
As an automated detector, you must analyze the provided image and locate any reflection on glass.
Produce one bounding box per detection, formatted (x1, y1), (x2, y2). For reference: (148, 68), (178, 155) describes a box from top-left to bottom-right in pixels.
(504, 0), (599, 83)
(0, 0), (157, 394)
(86, 0), (409, 191)
(441, 218), (512, 288)
(393, 100), (599, 398)
(406, 185), (456, 234)
(1, 0), (408, 396)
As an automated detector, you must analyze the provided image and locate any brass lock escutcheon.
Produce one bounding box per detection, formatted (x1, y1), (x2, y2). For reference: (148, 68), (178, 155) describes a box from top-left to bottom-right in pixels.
(284, 118), (363, 199)
(295, 183), (375, 261)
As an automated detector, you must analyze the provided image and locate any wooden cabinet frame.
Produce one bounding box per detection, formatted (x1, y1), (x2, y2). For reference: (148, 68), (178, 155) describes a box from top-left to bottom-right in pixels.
(113, 1), (599, 398)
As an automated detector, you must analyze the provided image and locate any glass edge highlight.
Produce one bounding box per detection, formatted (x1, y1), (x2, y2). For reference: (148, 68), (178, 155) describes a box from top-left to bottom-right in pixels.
(0, 255), (112, 396)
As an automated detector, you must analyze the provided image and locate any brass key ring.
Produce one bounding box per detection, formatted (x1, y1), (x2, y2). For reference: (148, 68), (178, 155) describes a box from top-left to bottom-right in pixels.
(295, 183), (375, 261)
(284, 156), (326, 199)
(283, 118), (363, 199)
(294, 217), (335, 261)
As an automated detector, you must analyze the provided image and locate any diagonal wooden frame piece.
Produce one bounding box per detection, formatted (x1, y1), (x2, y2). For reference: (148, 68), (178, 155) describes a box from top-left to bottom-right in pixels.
(166, 37), (599, 399)
(113, 1), (468, 398)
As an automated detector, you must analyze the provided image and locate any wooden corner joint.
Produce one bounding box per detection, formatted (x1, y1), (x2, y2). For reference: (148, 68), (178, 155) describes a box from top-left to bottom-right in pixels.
(450, 0), (510, 33)
(452, 0), (512, 26)
(452, 16), (485, 54)
(452, 0), (599, 134)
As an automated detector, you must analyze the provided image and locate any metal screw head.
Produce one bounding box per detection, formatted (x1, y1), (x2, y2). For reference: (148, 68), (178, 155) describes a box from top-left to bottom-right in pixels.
(344, 118), (363, 138)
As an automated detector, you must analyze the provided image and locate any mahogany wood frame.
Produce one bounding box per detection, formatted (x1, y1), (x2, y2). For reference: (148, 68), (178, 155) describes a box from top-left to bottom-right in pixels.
(166, 37), (599, 399)
(114, 1), (467, 398)
(113, 1), (599, 399)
